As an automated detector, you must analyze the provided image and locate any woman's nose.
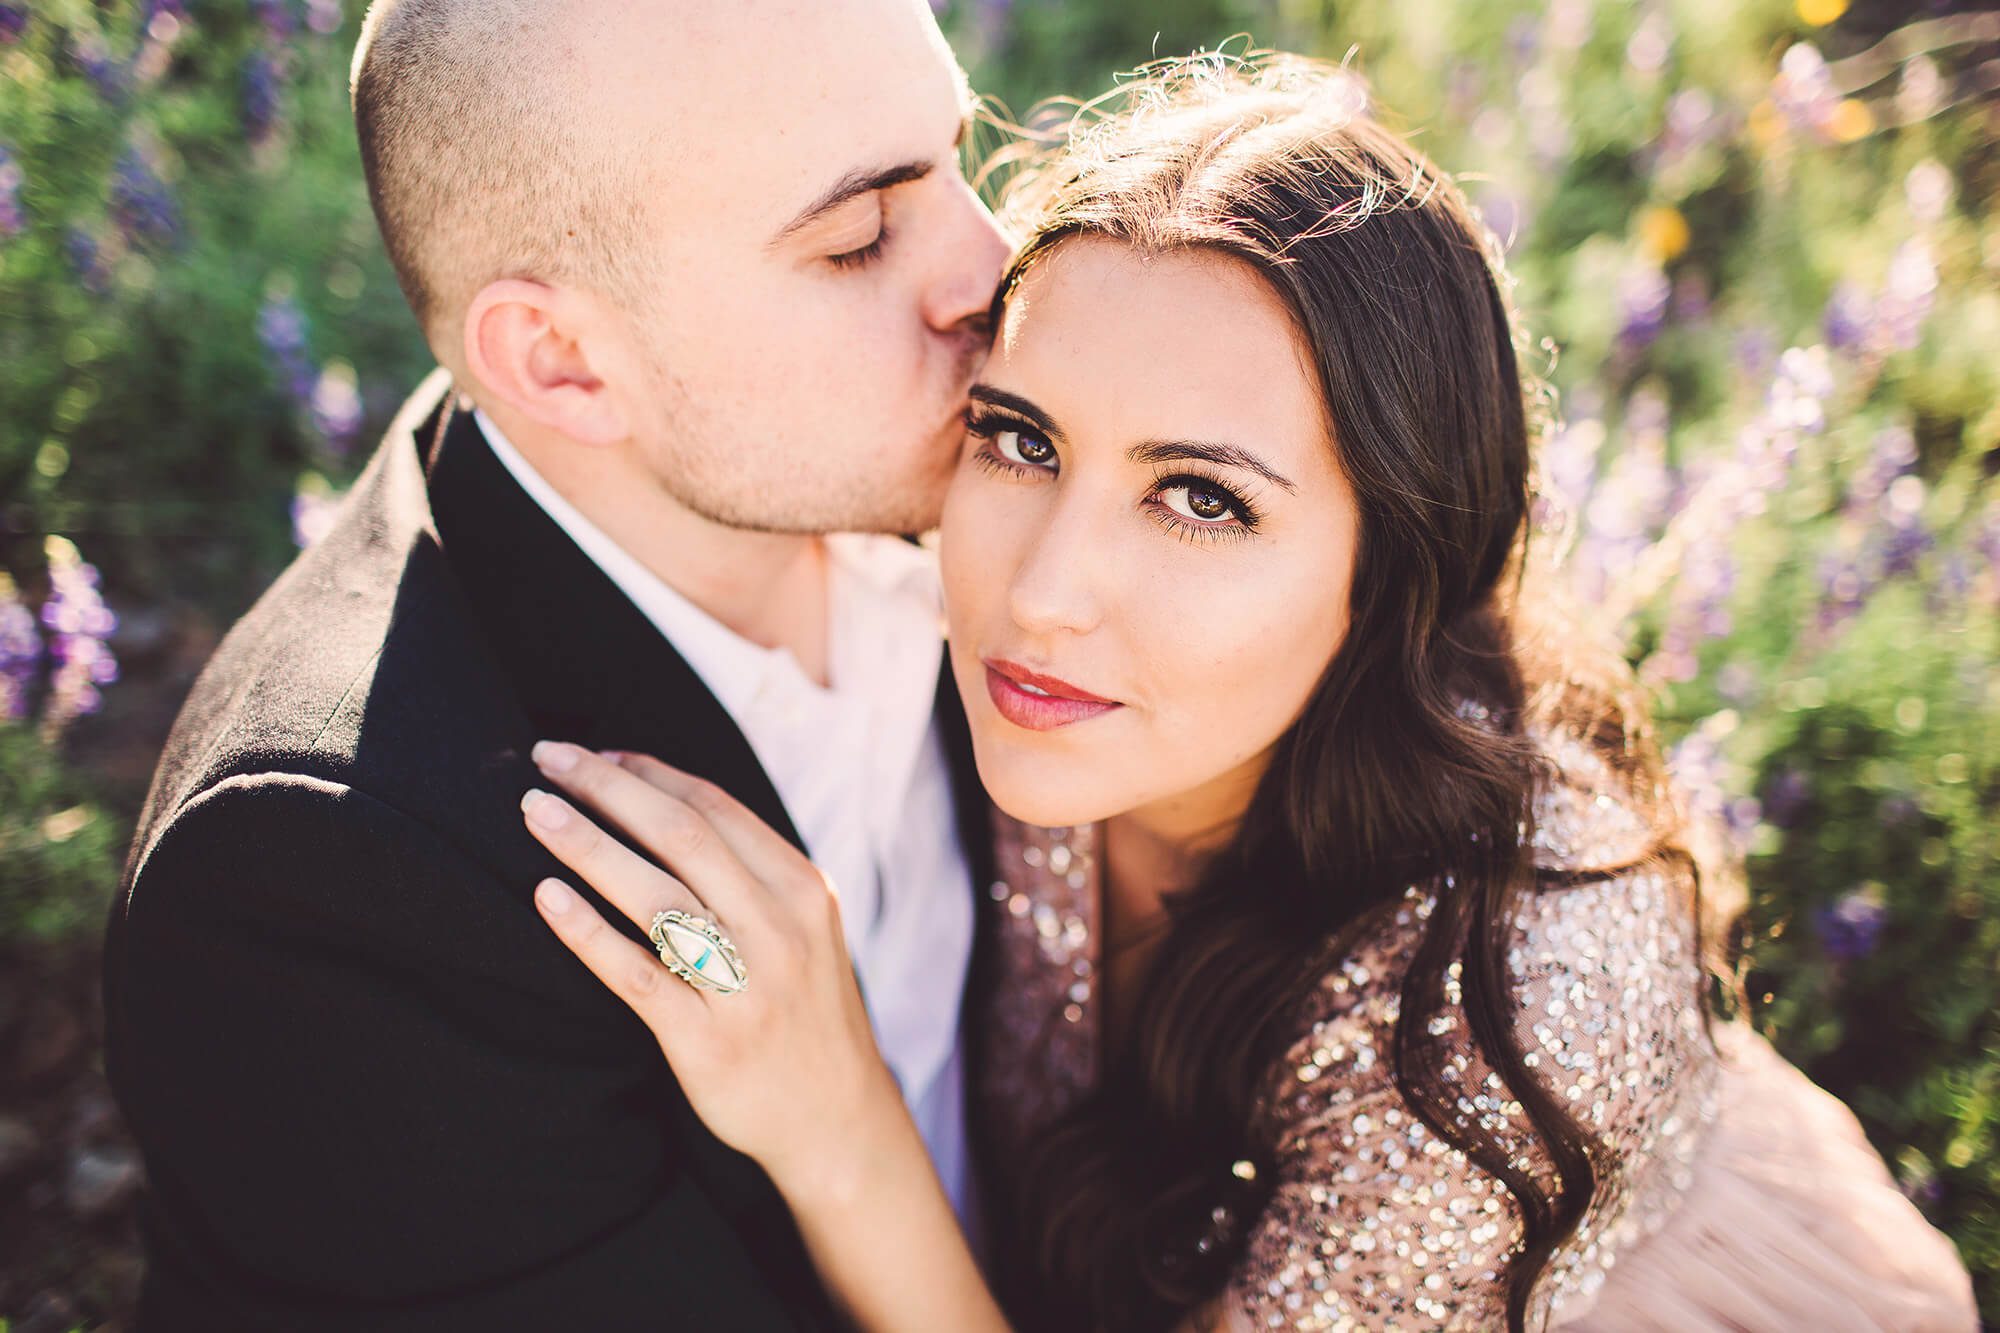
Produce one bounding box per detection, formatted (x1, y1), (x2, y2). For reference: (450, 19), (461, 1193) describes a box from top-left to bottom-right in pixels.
(1005, 501), (1104, 638)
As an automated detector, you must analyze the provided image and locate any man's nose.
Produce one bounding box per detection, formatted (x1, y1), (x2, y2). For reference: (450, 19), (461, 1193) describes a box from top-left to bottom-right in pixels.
(924, 177), (1013, 334)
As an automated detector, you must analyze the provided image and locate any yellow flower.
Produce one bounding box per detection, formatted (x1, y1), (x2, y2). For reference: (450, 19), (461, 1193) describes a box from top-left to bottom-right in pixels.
(1829, 98), (1874, 142)
(1748, 99), (1784, 149)
(1797, 0), (1848, 25)
(1638, 206), (1691, 262)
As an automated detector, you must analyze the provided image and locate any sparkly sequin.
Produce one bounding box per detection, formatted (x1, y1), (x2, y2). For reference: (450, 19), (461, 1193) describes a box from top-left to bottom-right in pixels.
(974, 719), (1720, 1331)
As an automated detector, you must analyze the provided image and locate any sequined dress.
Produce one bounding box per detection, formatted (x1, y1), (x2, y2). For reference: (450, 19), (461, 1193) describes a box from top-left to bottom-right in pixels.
(971, 721), (1976, 1331)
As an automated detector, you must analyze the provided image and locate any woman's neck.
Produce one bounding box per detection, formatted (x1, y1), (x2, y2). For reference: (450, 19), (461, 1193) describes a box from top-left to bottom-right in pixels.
(1099, 754), (1267, 960)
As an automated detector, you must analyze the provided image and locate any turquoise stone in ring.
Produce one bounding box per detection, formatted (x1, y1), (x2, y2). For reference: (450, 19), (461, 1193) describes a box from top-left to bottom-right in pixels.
(648, 910), (748, 995)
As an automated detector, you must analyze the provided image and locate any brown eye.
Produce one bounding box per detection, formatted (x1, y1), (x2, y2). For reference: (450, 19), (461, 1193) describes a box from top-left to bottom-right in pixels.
(1161, 481), (1236, 523)
(996, 429), (1056, 469)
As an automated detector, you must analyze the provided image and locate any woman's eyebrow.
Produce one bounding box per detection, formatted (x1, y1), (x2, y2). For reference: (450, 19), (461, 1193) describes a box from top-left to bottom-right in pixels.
(967, 385), (1067, 443)
(1128, 439), (1298, 492)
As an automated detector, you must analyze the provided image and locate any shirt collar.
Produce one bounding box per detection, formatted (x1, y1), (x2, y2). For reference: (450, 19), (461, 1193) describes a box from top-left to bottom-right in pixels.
(474, 407), (813, 723)
(474, 409), (945, 728)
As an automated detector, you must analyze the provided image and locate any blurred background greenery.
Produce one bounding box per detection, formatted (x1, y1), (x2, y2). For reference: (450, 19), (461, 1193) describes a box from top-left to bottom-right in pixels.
(1, 0), (1995, 1326)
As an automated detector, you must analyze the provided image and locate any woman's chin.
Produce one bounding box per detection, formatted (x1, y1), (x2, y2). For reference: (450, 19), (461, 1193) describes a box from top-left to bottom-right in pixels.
(971, 746), (1135, 830)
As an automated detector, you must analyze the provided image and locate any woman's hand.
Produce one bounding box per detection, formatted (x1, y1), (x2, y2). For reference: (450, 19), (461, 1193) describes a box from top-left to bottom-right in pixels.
(519, 739), (905, 1193)
(521, 740), (1015, 1333)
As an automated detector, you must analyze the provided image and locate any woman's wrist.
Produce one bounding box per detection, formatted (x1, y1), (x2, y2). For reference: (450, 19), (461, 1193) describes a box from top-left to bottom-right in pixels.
(768, 1065), (923, 1219)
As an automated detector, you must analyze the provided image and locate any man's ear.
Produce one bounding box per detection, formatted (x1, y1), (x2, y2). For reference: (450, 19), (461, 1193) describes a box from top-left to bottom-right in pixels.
(461, 279), (629, 446)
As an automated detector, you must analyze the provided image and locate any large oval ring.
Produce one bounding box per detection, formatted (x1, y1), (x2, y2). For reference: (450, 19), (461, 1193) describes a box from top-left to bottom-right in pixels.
(648, 910), (748, 996)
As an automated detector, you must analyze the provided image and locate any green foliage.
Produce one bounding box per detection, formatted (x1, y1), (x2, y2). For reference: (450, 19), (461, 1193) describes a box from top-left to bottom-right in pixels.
(0, 723), (122, 946)
(0, 0), (425, 614)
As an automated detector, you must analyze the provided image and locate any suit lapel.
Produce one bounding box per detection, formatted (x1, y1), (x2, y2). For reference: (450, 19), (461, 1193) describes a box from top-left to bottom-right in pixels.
(423, 394), (802, 851)
(420, 388), (837, 1329)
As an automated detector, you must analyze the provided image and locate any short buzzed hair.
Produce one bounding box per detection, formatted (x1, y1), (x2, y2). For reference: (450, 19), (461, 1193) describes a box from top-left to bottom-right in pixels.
(350, 0), (655, 345)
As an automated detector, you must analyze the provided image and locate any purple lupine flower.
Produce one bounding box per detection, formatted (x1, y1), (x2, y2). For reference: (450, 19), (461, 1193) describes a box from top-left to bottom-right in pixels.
(1671, 269), (1711, 325)
(1714, 659), (1760, 708)
(39, 538), (119, 730)
(1667, 713), (1759, 861)
(110, 148), (180, 249)
(65, 226), (110, 294)
(1579, 391), (1676, 603)
(1877, 791), (1920, 828)
(1766, 344), (1834, 437)
(1625, 12), (1671, 76)
(291, 484), (344, 549)
(965, 0), (1012, 46)
(1823, 280), (1872, 353)
(1875, 239), (1937, 354)
(1446, 62), (1485, 124)
(1814, 548), (1870, 634)
(0, 583), (39, 721)
(1544, 0), (1591, 51)
(258, 293), (318, 403)
(1901, 1171), (1945, 1214)
(1843, 425), (1917, 518)
(1971, 501), (2000, 609)
(1877, 476), (1932, 578)
(0, 4), (26, 43)
(1733, 326), (1777, 388)
(1904, 160), (1952, 224)
(1475, 187), (1528, 253)
(1506, 16), (1540, 69)
(1762, 766), (1811, 828)
(1658, 89), (1719, 165)
(244, 51), (282, 145)
(306, 0), (343, 35)
(1813, 886), (1888, 963)
(1929, 550), (1971, 614)
(1616, 260), (1671, 352)
(1772, 42), (1838, 139)
(70, 32), (128, 100)
(1531, 414), (1605, 546)
(0, 145), (22, 238)
(310, 363), (363, 450)
(253, 0), (296, 41)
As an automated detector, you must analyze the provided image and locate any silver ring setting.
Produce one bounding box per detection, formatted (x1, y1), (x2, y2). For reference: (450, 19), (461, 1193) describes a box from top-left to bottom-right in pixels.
(648, 910), (747, 996)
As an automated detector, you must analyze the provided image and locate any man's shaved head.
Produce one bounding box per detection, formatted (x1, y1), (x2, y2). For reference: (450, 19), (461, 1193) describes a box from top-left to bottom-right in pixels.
(351, 0), (657, 344)
(348, 0), (1009, 540)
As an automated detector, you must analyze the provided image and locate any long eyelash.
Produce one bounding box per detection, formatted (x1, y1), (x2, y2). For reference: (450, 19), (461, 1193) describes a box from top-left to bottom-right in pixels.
(1147, 467), (1263, 540)
(963, 407), (1038, 441)
(828, 226), (890, 271)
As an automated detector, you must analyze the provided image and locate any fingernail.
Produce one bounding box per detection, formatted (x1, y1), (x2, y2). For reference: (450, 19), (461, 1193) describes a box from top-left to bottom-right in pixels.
(521, 788), (570, 830)
(535, 879), (574, 915)
(532, 740), (581, 775)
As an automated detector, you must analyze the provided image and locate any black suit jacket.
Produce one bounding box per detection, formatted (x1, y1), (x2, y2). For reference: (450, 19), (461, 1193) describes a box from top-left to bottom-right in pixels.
(102, 372), (995, 1331)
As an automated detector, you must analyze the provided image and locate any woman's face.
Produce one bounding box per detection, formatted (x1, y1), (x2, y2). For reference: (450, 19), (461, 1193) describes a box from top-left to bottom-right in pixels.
(940, 237), (1361, 834)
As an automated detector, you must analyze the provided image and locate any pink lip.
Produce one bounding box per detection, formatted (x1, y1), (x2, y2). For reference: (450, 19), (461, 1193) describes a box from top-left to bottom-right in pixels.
(983, 659), (1123, 732)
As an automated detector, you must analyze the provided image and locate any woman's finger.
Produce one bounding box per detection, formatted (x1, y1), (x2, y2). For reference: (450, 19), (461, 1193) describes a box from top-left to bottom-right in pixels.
(520, 787), (751, 945)
(531, 878), (709, 1032)
(603, 750), (835, 907)
(526, 743), (767, 926)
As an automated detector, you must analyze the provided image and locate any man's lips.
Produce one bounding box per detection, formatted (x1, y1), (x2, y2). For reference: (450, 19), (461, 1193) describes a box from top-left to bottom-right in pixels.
(982, 659), (1123, 732)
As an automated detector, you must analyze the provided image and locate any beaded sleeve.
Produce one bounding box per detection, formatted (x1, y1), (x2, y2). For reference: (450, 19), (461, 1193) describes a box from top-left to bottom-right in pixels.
(1222, 729), (1720, 1332)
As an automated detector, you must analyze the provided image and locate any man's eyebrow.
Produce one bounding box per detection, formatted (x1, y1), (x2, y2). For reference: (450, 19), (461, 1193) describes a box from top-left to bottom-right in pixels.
(770, 160), (937, 246)
(1129, 439), (1298, 492)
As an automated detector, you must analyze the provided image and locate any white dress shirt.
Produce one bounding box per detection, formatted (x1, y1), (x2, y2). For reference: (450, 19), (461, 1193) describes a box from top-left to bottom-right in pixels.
(475, 411), (976, 1225)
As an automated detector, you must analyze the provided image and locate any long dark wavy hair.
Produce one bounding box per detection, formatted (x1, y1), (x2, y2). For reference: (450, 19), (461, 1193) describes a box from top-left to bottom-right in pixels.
(975, 53), (1732, 1333)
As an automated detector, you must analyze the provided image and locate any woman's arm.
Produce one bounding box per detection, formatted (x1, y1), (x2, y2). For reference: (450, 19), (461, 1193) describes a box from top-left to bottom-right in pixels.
(519, 741), (1011, 1333)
